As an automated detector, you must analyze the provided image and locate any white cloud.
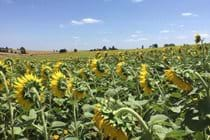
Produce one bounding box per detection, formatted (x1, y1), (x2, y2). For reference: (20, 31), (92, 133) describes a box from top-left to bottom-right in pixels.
(160, 30), (170, 33)
(132, 0), (144, 3)
(200, 33), (209, 38)
(181, 12), (198, 17)
(72, 18), (102, 25)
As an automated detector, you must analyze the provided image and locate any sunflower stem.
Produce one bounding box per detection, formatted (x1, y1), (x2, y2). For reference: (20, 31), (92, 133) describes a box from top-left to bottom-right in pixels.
(195, 72), (209, 96)
(0, 71), (15, 140)
(31, 87), (48, 140)
(113, 107), (152, 139)
(73, 101), (79, 138)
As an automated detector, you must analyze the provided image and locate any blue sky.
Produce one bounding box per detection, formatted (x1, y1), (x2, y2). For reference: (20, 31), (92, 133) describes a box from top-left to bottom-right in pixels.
(0, 0), (210, 50)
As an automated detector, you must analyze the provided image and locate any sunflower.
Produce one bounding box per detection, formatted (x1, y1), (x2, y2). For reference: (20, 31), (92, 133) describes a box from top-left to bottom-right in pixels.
(54, 62), (63, 71)
(0, 78), (4, 91)
(90, 59), (108, 77)
(0, 61), (9, 75)
(14, 74), (44, 110)
(41, 65), (52, 80)
(164, 69), (192, 91)
(92, 105), (128, 140)
(72, 89), (86, 101)
(50, 71), (73, 98)
(116, 62), (127, 78)
(195, 33), (201, 44)
(139, 64), (152, 94)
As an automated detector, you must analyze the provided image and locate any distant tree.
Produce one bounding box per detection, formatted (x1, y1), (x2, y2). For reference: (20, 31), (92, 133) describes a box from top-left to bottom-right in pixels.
(74, 48), (78, 52)
(5, 47), (8, 53)
(59, 49), (67, 53)
(102, 46), (107, 50)
(20, 47), (26, 54)
(150, 44), (158, 48)
(141, 45), (144, 49)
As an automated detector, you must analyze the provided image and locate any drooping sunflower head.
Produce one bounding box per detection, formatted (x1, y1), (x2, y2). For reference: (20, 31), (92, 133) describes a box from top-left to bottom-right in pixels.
(139, 64), (152, 94)
(0, 61), (9, 75)
(26, 61), (36, 74)
(0, 78), (4, 91)
(92, 104), (128, 140)
(89, 59), (109, 77)
(4, 58), (14, 67)
(41, 65), (52, 80)
(116, 62), (128, 79)
(50, 71), (73, 98)
(164, 68), (192, 92)
(195, 33), (201, 44)
(14, 74), (44, 110)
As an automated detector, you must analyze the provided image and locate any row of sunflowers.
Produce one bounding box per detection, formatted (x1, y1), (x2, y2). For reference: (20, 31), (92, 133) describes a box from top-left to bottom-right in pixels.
(0, 40), (210, 139)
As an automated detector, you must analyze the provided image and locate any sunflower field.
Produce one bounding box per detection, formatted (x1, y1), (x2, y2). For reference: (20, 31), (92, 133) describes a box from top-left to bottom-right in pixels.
(0, 38), (210, 140)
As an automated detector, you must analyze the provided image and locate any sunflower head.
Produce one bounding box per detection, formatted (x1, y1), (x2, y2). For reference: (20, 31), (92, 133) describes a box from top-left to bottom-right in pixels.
(195, 33), (201, 44)
(0, 61), (9, 75)
(41, 65), (52, 79)
(89, 59), (109, 77)
(14, 74), (44, 110)
(4, 58), (14, 67)
(139, 64), (152, 94)
(50, 71), (73, 98)
(92, 104), (128, 140)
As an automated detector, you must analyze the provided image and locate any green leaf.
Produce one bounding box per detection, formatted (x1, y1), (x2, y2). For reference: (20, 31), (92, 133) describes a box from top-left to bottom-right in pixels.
(65, 137), (79, 140)
(149, 114), (168, 125)
(169, 106), (183, 113)
(51, 121), (66, 128)
(29, 109), (37, 120)
(13, 127), (23, 135)
(152, 125), (172, 140)
(166, 130), (190, 139)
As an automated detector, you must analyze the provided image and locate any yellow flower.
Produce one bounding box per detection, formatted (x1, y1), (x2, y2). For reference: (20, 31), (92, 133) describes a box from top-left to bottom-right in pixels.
(90, 59), (108, 77)
(72, 89), (86, 101)
(139, 64), (152, 94)
(116, 62), (126, 78)
(164, 69), (192, 91)
(0, 61), (9, 75)
(63, 129), (68, 135)
(92, 105), (128, 140)
(50, 71), (73, 98)
(41, 65), (52, 80)
(0, 79), (4, 91)
(54, 62), (62, 71)
(52, 134), (59, 140)
(14, 74), (44, 110)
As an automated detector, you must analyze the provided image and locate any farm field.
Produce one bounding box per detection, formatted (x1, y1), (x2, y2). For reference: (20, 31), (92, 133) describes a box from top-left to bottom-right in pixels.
(0, 43), (210, 140)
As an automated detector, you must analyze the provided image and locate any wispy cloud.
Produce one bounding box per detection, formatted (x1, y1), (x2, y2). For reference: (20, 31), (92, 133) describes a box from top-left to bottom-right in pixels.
(181, 12), (198, 17)
(132, 0), (144, 3)
(200, 33), (209, 38)
(176, 35), (188, 40)
(130, 34), (139, 38)
(160, 30), (170, 33)
(71, 18), (102, 25)
(125, 37), (148, 42)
